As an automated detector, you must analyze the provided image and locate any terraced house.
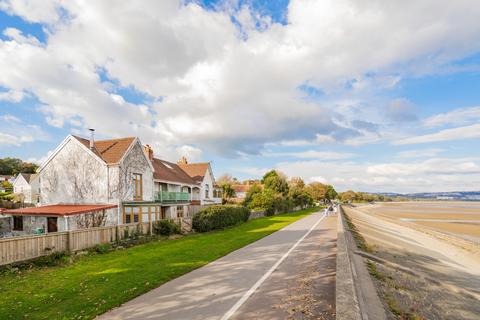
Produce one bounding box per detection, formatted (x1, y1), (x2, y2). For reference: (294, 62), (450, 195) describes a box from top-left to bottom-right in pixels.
(4, 131), (221, 235)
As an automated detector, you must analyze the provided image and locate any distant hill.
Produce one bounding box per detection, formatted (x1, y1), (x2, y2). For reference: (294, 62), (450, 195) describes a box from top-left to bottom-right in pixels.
(375, 191), (480, 201)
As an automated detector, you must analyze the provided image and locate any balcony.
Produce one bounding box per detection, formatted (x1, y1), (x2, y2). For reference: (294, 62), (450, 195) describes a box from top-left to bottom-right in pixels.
(155, 191), (190, 204)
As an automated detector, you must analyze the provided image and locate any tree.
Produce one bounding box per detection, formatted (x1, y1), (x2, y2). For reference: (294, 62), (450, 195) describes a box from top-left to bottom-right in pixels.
(248, 189), (276, 213)
(243, 183), (262, 207)
(289, 177), (305, 189)
(325, 185), (337, 202)
(261, 170), (278, 183)
(0, 158), (38, 175)
(220, 182), (236, 204)
(289, 187), (313, 209)
(263, 172), (289, 196)
(217, 174), (235, 185)
(306, 182), (327, 202)
(340, 190), (356, 202)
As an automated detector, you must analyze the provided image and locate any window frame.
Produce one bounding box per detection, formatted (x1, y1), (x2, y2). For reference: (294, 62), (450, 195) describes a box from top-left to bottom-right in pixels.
(132, 173), (143, 201)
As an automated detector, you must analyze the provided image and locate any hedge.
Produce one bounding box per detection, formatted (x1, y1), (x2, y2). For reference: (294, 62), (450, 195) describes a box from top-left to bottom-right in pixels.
(153, 219), (181, 236)
(192, 205), (251, 232)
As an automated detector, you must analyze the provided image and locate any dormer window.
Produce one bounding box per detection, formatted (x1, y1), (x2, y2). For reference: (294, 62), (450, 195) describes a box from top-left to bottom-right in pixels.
(205, 184), (209, 198)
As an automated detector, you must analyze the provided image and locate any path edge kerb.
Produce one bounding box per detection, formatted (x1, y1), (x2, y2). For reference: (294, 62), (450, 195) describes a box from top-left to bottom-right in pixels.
(336, 205), (362, 320)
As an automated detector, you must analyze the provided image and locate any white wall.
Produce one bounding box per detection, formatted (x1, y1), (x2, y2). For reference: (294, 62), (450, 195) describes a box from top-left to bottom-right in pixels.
(13, 175), (32, 202)
(40, 138), (109, 205)
(200, 165), (221, 205)
(115, 141), (154, 202)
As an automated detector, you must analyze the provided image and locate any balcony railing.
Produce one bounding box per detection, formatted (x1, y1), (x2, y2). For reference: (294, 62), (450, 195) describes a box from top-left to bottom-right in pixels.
(155, 191), (190, 203)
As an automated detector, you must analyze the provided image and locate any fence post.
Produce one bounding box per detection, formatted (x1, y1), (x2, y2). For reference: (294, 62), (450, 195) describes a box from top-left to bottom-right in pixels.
(67, 231), (74, 252)
(115, 224), (119, 242)
(148, 206), (153, 236)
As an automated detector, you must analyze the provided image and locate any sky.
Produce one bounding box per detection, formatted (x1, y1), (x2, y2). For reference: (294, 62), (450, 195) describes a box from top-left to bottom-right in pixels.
(1, 0), (480, 193)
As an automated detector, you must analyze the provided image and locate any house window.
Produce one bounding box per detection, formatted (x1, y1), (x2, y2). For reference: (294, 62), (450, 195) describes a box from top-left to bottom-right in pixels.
(47, 217), (58, 233)
(124, 206), (141, 224)
(13, 216), (23, 231)
(205, 184), (209, 198)
(161, 206), (167, 219)
(133, 173), (143, 201)
(177, 206), (184, 218)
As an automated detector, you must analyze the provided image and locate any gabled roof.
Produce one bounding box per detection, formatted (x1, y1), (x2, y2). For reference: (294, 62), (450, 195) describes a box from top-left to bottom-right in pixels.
(18, 173), (38, 184)
(152, 158), (198, 185)
(72, 136), (136, 164)
(177, 162), (210, 183)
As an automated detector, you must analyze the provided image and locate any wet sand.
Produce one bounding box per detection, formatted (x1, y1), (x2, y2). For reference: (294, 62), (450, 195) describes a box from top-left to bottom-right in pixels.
(361, 201), (480, 242)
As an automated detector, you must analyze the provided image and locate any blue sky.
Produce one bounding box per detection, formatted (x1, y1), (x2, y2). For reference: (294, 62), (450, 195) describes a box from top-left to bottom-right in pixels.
(1, 0), (480, 193)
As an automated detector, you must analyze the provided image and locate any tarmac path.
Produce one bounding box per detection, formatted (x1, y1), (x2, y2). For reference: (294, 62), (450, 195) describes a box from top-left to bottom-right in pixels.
(98, 210), (337, 320)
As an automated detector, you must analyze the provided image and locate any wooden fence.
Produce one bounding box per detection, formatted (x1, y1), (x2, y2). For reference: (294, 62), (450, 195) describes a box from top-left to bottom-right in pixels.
(0, 219), (191, 266)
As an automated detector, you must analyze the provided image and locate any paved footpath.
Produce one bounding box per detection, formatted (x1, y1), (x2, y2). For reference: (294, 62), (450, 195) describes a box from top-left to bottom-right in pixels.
(99, 210), (337, 320)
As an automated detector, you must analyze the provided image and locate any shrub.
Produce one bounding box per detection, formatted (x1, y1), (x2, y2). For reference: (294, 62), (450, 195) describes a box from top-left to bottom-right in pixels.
(91, 243), (112, 254)
(192, 205), (250, 232)
(153, 219), (181, 236)
(274, 198), (294, 214)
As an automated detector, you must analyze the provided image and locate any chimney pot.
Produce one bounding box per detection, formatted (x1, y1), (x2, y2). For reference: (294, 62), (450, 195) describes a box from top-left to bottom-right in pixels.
(89, 128), (95, 149)
(178, 156), (188, 165)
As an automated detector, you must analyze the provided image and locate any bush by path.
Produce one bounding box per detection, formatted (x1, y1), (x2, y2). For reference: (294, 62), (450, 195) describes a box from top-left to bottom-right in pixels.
(192, 205), (250, 232)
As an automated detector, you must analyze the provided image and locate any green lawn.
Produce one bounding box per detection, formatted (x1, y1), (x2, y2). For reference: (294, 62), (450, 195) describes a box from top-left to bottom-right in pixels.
(0, 207), (319, 319)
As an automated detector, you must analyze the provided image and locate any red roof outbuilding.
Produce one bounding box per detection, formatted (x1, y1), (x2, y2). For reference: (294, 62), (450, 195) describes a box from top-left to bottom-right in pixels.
(3, 204), (117, 216)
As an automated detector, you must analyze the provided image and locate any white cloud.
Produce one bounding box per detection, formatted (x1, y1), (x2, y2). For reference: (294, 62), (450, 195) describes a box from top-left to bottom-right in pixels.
(423, 106), (480, 128)
(396, 148), (445, 159)
(0, 115), (49, 146)
(309, 175), (328, 184)
(263, 150), (356, 160)
(0, 88), (24, 102)
(1, 0), (480, 156)
(395, 124), (480, 145)
(397, 148), (446, 159)
(175, 145), (203, 162)
(315, 134), (336, 144)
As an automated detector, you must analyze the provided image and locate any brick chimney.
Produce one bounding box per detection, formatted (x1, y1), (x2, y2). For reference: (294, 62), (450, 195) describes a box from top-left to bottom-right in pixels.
(144, 144), (154, 161)
(178, 156), (188, 165)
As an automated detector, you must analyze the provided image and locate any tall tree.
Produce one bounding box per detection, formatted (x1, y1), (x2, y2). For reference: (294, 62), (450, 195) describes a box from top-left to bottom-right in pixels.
(263, 173), (289, 196)
(0, 157), (38, 175)
(325, 185), (338, 201)
(306, 182), (327, 202)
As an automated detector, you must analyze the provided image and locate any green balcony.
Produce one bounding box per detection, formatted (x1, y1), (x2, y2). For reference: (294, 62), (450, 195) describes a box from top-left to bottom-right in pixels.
(155, 191), (190, 203)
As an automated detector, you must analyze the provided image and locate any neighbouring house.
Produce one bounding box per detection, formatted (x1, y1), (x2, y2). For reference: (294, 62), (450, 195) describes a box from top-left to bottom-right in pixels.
(13, 173), (40, 204)
(232, 180), (262, 203)
(0, 175), (15, 184)
(177, 157), (222, 205)
(233, 184), (250, 202)
(0, 175), (14, 193)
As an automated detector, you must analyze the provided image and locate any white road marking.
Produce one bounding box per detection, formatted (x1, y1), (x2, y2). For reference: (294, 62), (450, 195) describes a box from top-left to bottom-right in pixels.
(220, 211), (327, 320)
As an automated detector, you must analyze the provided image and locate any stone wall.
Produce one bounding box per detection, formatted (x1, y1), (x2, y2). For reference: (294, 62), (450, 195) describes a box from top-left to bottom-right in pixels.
(249, 210), (266, 220)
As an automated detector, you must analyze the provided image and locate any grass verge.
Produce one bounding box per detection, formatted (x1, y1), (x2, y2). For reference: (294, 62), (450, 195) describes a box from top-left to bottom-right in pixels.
(0, 207), (318, 319)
